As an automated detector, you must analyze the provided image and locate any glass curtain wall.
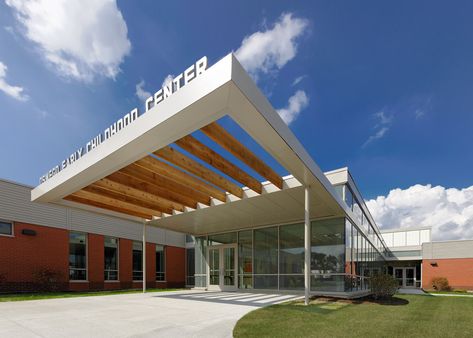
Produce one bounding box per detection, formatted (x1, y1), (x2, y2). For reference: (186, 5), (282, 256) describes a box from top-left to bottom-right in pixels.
(238, 230), (253, 289)
(311, 218), (345, 292)
(193, 216), (386, 293)
(253, 227), (278, 289)
(279, 223), (304, 290)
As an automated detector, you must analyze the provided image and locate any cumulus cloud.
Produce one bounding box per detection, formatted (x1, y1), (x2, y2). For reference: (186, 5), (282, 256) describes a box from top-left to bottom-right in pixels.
(366, 184), (473, 241)
(235, 13), (308, 81)
(0, 61), (28, 101)
(135, 80), (151, 102)
(362, 110), (393, 148)
(6, 0), (131, 81)
(277, 90), (309, 125)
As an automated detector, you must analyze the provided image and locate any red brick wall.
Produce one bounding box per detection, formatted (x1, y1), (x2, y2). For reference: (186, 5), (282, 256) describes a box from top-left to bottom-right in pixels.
(0, 222), (186, 292)
(166, 246), (185, 288)
(146, 242), (156, 288)
(119, 238), (132, 289)
(0, 222), (68, 291)
(423, 259), (473, 290)
(88, 234), (104, 290)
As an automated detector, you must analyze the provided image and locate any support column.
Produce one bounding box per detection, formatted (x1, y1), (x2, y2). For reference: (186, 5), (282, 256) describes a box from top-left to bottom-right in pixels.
(304, 186), (311, 305)
(143, 221), (147, 293)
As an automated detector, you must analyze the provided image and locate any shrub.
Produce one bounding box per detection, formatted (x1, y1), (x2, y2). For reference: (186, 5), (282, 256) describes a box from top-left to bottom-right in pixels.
(431, 277), (451, 291)
(33, 268), (63, 291)
(370, 274), (398, 299)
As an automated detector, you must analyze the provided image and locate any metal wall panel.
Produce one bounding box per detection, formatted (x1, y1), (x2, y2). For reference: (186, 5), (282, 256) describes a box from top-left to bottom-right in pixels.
(0, 179), (185, 248)
(422, 241), (473, 259)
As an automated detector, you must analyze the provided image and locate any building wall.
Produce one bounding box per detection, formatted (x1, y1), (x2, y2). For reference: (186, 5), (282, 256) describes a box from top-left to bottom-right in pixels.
(421, 240), (473, 290)
(0, 221), (185, 292)
(0, 179), (185, 248)
(422, 259), (473, 290)
(0, 222), (69, 291)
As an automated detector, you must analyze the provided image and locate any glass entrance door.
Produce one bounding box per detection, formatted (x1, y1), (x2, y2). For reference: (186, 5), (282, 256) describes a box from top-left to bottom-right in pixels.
(405, 267), (415, 287)
(394, 268), (403, 287)
(394, 267), (417, 288)
(207, 244), (237, 291)
(209, 248), (220, 286)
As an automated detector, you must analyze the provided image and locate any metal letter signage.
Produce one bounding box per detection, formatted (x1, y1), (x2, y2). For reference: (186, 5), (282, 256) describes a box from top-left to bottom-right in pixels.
(39, 56), (208, 185)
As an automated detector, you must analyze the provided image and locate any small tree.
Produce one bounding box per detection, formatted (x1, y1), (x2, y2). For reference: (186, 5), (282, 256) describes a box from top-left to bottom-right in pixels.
(431, 277), (451, 291)
(371, 274), (398, 299)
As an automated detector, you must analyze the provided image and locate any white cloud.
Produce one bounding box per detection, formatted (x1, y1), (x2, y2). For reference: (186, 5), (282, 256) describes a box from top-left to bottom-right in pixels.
(0, 61), (28, 101)
(277, 90), (309, 125)
(235, 13), (308, 81)
(135, 80), (151, 102)
(362, 110), (393, 148)
(6, 0), (131, 81)
(366, 184), (473, 241)
(162, 74), (174, 87)
(292, 75), (306, 86)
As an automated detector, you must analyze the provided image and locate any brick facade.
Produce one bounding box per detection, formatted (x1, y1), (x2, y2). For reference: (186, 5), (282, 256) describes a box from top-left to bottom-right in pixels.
(422, 258), (473, 290)
(0, 222), (185, 292)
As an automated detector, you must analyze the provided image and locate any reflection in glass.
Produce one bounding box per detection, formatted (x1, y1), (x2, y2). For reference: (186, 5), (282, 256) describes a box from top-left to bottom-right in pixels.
(69, 232), (86, 281)
(238, 230), (253, 289)
(311, 218), (345, 274)
(209, 248), (219, 285)
(104, 236), (118, 281)
(224, 247), (235, 286)
(254, 227), (278, 274)
(132, 241), (143, 281)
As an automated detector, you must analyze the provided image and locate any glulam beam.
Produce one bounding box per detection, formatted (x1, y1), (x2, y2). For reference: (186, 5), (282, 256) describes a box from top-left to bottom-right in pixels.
(201, 122), (283, 189)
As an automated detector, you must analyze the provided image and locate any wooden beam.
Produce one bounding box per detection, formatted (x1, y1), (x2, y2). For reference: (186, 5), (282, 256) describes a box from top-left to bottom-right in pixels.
(201, 122), (283, 189)
(82, 185), (170, 214)
(154, 146), (243, 198)
(69, 189), (160, 218)
(133, 156), (226, 202)
(65, 195), (152, 219)
(92, 176), (185, 212)
(120, 162), (213, 205)
(175, 135), (263, 194)
(105, 171), (198, 209)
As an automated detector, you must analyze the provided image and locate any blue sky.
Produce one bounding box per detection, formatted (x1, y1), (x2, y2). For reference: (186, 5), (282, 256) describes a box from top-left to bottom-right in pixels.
(1, 1), (472, 239)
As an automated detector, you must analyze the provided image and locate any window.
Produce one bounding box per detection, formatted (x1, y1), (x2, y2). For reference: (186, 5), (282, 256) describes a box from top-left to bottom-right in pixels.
(311, 218), (345, 274)
(156, 245), (165, 281)
(344, 185), (353, 210)
(253, 227), (278, 289)
(69, 232), (87, 280)
(279, 223), (304, 290)
(0, 220), (13, 236)
(132, 241), (143, 281)
(238, 230), (253, 289)
(104, 237), (118, 281)
(186, 248), (195, 286)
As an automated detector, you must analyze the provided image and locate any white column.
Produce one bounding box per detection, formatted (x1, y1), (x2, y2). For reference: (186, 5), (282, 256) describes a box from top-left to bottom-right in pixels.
(304, 186), (311, 305)
(143, 221), (147, 293)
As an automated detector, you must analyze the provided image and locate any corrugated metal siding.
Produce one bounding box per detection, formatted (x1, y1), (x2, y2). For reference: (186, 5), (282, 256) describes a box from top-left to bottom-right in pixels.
(0, 179), (185, 248)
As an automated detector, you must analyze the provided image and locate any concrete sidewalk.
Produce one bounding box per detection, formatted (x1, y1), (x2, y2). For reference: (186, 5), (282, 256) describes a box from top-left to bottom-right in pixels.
(0, 290), (301, 338)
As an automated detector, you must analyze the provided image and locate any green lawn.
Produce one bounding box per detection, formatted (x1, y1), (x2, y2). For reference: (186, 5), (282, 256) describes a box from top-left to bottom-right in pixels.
(0, 288), (182, 302)
(233, 295), (473, 338)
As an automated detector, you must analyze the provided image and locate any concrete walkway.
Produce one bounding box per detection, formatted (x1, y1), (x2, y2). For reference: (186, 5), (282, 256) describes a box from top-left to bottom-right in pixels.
(397, 288), (426, 295)
(0, 290), (301, 338)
